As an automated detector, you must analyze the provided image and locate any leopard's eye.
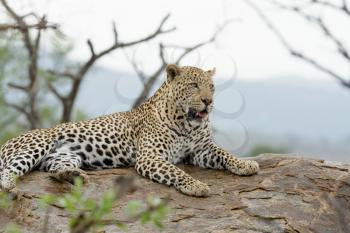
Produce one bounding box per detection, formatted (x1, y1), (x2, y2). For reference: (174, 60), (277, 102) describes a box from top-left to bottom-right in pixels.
(189, 83), (199, 89)
(210, 84), (215, 90)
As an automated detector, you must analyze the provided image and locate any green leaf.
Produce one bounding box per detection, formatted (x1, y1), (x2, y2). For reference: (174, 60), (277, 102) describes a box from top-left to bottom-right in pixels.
(39, 194), (57, 208)
(4, 223), (21, 233)
(115, 222), (127, 230)
(0, 191), (11, 209)
(125, 200), (143, 217)
(84, 198), (97, 210)
(152, 218), (164, 229)
(139, 212), (151, 225)
(148, 196), (162, 206)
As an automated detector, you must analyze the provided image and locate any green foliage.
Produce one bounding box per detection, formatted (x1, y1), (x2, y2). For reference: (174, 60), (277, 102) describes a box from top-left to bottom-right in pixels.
(0, 31), (23, 144)
(50, 31), (74, 60)
(0, 191), (11, 209)
(1, 177), (169, 233)
(40, 178), (169, 232)
(0, 127), (22, 146)
(4, 223), (21, 233)
(38, 105), (60, 128)
(0, 30), (40, 141)
(248, 144), (288, 157)
(126, 196), (169, 229)
(0, 191), (21, 233)
(73, 109), (88, 122)
(0, 27), (87, 144)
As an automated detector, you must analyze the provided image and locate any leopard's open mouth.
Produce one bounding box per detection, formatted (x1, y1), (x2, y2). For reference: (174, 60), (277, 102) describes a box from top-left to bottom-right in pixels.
(187, 108), (208, 121)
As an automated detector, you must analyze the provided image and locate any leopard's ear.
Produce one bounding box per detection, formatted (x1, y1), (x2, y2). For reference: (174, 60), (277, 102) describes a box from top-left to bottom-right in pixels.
(166, 64), (181, 81)
(206, 67), (216, 78)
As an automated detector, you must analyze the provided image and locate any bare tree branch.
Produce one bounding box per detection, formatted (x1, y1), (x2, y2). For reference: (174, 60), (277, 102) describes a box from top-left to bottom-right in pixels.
(87, 39), (96, 57)
(112, 21), (118, 44)
(47, 83), (65, 101)
(309, 0), (350, 16)
(3, 100), (37, 127)
(130, 45), (167, 108)
(0, 7), (57, 31)
(126, 51), (147, 85)
(8, 82), (28, 91)
(0, 22), (57, 31)
(47, 70), (76, 79)
(314, 17), (350, 61)
(266, 0), (350, 60)
(131, 21), (232, 108)
(47, 14), (175, 122)
(246, 0), (350, 88)
(343, 0), (350, 12)
(272, 0), (350, 16)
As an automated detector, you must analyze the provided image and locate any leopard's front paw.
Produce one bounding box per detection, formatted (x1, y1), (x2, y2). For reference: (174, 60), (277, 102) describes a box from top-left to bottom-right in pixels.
(228, 160), (259, 176)
(176, 179), (211, 197)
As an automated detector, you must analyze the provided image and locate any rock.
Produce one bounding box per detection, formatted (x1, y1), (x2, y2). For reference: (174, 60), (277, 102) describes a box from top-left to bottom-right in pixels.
(1, 154), (350, 233)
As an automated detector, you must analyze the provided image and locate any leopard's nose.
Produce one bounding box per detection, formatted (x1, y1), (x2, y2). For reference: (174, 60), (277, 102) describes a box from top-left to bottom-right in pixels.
(201, 98), (212, 106)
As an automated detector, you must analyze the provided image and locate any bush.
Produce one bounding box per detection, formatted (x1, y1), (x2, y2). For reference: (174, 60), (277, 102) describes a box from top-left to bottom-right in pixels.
(1, 177), (169, 233)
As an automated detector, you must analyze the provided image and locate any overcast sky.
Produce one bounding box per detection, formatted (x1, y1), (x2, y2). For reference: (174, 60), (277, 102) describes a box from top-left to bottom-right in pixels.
(3, 0), (350, 82)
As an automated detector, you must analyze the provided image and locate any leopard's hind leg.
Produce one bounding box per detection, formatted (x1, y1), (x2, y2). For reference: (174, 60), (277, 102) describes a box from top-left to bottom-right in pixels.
(38, 151), (88, 184)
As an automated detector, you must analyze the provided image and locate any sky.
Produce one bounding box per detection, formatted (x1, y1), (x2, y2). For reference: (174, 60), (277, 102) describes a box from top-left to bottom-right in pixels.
(4, 0), (350, 82)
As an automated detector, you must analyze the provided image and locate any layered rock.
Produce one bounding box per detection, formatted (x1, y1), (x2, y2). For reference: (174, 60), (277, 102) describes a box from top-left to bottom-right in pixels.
(1, 154), (349, 233)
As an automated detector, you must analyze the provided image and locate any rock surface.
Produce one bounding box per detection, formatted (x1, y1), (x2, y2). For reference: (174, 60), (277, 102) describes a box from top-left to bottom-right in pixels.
(1, 154), (350, 233)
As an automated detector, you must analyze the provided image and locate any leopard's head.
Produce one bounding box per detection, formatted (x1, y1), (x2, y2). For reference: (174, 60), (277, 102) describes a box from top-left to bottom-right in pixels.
(166, 64), (216, 122)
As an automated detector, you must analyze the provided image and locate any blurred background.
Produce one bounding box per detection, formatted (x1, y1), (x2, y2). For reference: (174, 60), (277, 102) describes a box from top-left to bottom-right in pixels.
(0, 0), (349, 162)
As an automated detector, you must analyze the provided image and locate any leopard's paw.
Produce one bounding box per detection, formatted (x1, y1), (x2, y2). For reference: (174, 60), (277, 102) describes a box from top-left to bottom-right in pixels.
(7, 187), (24, 200)
(229, 160), (259, 176)
(176, 179), (210, 197)
(50, 169), (89, 185)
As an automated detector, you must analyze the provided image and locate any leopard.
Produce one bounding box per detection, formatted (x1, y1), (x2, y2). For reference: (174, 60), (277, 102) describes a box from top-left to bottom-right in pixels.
(0, 64), (259, 197)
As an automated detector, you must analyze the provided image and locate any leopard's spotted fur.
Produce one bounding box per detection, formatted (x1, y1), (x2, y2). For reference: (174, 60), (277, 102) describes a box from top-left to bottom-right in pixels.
(0, 64), (259, 196)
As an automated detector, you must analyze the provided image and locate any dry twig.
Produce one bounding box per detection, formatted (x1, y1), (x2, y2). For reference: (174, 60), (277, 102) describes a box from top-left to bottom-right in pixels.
(48, 14), (175, 122)
(246, 0), (350, 88)
(130, 21), (232, 108)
